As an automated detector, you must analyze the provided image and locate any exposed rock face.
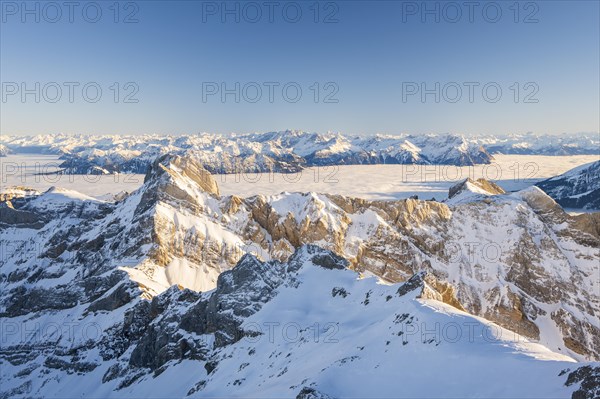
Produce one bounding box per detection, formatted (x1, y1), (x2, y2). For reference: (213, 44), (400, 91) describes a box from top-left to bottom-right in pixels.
(0, 187), (41, 203)
(564, 366), (600, 399)
(0, 245), (349, 396)
(397, 272), (465, 312)
(0, 203), (44, 228)
(446, 177), (506, 206)
(145, 153), (220, 197)
(296, 387), (333, 399)
(536, 160), (600, 210)
(1, 152), (599, 387)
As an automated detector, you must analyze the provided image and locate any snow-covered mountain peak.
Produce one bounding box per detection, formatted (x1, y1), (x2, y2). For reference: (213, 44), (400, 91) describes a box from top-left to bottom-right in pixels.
(446, 177), (506, 205)
(145, 153), (220, 196)
(1, 131), (500, 175)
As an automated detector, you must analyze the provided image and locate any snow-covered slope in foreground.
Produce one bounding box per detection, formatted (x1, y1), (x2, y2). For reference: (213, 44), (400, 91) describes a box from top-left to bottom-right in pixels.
(1, 246), (597, 399)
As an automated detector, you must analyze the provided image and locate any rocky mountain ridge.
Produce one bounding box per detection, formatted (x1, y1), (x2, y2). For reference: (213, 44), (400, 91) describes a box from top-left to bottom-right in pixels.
(1, 153), (599, 397)
(477, 132), (599, 156)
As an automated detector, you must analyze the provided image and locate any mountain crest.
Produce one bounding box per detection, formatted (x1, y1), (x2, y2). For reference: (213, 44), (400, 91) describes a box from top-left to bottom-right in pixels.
(135, 153), (220, 216)
(448, 177), (505, 199)
(145, 153), (220, 196)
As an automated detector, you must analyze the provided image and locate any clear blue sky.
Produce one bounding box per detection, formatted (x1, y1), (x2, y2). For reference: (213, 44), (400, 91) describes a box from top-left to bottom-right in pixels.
(1, 0), (598, 136)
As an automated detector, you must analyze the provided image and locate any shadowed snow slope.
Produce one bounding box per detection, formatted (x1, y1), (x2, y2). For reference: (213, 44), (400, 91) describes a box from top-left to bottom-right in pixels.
(536, 160), (600, 210)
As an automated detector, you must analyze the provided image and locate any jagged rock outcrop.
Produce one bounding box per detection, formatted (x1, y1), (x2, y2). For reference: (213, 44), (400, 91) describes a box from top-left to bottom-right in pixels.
(0, 202), (44, 228)
(137, 153), (219, 216)
(296, 387), (333, 399)
(147, 153), (220, 196)
(564, 365), (600, 399)
(396, 271), (465, 311)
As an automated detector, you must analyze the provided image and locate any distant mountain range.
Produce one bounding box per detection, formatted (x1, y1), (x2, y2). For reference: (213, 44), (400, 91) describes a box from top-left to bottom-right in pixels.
(475, 132), (599, 156)
(1, 131), (598, 174)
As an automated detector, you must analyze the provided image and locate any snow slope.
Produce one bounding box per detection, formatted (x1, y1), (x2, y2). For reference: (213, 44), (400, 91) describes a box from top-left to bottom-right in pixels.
(1, 246), (595, 398)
